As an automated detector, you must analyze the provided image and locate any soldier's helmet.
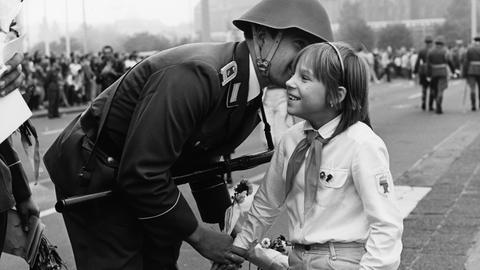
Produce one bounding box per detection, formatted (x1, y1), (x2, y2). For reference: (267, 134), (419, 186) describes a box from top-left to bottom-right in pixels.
(233, 0), (333, 42)
(435, 36), (445, 45)
(424, 35), (433, 43)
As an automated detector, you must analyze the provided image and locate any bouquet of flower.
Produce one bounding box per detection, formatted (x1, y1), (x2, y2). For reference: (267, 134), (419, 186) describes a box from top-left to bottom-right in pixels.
(244, 235), (291, 270)
(3, 210), (66, 270)
(259, 235), (291, 255)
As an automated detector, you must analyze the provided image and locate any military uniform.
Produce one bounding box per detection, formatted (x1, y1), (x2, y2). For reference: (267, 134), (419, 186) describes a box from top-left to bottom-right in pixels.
(427, 38), (454, 114)
(59, 41), (264, 270)
(463, 39), (480, 110)
(414, 37), (433, 110)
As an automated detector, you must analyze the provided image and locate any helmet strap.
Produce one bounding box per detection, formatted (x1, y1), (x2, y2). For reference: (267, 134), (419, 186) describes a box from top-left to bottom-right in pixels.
(251, 24), (283, 79)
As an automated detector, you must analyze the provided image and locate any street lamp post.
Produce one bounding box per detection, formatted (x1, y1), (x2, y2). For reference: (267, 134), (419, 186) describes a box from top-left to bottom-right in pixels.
(473, 0), (478, 41)
(43, 0), (50, 56)
(65, 0), (71, 58)
(82, 0), (88, 54)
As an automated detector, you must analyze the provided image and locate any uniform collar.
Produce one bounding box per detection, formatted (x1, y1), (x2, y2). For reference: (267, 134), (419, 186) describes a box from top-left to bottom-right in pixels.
(303, 114), (341, 139)
(247, 54), (261, 102)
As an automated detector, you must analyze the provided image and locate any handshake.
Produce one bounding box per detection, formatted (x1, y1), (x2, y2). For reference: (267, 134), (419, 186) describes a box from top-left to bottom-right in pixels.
(187, 224), (289, 270)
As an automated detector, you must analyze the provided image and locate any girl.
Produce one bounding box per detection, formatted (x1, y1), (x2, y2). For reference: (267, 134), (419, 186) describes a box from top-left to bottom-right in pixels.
(233, 42), (403, 269)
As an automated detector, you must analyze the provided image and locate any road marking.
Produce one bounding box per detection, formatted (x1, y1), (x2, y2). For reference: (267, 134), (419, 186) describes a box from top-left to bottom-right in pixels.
(393, 104), (413, 109)
(42, 128), (63, 135)
(408, 93), (421, 100)
(395, 186), (431, 218)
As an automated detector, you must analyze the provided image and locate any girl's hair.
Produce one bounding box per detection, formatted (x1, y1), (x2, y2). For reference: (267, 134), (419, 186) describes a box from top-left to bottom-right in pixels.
(292, 42), (371, 137)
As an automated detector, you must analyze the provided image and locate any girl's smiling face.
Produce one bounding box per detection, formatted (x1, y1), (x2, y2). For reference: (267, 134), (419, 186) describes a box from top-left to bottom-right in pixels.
(285, 62), (330, 126)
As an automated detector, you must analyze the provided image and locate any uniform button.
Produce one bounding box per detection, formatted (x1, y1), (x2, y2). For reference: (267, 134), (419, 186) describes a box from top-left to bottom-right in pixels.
(107, 157), (115, 165)
(194, 141), (201, 147)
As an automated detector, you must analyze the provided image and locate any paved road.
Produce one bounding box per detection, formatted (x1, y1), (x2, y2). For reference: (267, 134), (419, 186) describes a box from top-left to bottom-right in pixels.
(1, 78), (478, 269)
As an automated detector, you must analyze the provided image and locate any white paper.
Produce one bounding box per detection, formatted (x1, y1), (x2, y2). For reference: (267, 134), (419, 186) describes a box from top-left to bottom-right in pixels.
(0, 0), (22, 33)
(0, 34), (31, 144)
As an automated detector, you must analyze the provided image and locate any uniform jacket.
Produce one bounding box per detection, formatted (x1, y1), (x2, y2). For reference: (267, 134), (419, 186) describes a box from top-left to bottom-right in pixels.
(234, 116), (403, 269)
(413, 47), (430, 75)
(427, 47), (454, 77)
(77, 41), (261, 237)
(0, 140), (32, 212)
(464, 44), (480, 76)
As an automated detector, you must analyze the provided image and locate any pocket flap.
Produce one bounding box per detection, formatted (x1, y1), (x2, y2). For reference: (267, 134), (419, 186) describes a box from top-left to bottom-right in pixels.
(318, 168), (348, 189)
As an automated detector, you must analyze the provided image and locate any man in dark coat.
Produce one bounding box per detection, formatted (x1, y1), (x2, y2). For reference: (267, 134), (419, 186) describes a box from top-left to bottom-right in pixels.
(414, 36), (433, 110)
(427, 36), (455, 114)
(463, 36), (480, 111)
(0, 53), (40, 257)
(44, 0), (334, 269)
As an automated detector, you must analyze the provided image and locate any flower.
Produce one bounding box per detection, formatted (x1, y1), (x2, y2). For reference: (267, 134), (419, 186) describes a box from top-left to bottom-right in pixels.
(259, 235), (291, 255)
(232, 178), (253, 204)
(260, 238), (271, 248)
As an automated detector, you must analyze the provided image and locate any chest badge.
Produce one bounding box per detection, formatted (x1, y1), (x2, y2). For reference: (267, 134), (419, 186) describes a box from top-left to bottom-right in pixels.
(220, 61), (238, 86)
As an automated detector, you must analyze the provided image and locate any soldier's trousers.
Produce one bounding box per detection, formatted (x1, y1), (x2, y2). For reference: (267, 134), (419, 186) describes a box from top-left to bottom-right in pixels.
(61, 195), (181, 270)
(0, 211), (7, 259)
(468, 76), (480, 109)
(431, 77), (447, 113)
(47, 88), (60, 118)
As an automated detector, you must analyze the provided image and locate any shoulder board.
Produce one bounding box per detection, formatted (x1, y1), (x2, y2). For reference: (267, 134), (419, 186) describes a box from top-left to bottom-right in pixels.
(220, 61), (237, 86)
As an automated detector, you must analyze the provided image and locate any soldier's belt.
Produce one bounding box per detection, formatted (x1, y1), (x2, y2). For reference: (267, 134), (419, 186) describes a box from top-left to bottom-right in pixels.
(431, 64), (447, 68)
(55, 150), (274, 212)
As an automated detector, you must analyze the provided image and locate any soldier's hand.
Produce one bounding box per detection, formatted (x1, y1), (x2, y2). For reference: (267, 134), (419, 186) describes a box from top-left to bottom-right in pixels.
(0, 52), (25, 97)
(186, 224), (245, 265)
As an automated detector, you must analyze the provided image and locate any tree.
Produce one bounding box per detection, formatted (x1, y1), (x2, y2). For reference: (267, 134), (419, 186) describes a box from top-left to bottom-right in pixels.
(337, 1), (375, 50)
(377, 24), (413, 50)
(435, 0), (473, 45)
(123, 32), (171, 52)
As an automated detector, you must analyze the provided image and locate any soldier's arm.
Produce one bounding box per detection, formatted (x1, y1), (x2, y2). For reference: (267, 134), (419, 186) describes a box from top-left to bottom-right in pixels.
(116, 62), (221, 237)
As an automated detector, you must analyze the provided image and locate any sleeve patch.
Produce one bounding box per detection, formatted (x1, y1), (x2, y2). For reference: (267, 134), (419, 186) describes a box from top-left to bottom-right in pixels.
(376, 172), (393, 197)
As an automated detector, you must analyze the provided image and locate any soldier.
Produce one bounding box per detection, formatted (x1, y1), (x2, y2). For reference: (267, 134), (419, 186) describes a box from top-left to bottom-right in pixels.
(43, 0), (334, 269)
(427, 36), (455, 114)
(463, 36), (480, 111)
(413, 36), (434, 110)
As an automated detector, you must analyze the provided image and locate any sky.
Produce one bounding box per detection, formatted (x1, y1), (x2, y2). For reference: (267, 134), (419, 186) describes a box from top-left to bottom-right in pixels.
(25, 0), (201, 27)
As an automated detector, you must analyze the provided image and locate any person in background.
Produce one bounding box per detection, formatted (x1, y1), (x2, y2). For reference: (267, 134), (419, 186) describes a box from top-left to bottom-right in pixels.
(45, 59), (63, 119)
(427, 36), (455, 114)
(413, 36), (434, 111)
(463, 36), (480, 111)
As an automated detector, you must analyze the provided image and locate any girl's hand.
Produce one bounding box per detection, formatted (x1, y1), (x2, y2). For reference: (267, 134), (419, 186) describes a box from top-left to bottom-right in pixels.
(0, 52), (24, 97)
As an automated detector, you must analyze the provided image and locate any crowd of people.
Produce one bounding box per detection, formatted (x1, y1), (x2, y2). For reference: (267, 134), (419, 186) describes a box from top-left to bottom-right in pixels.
(19, 45), (142, 118)
(356, 40), (467, 84)
(411, 35), (480, 114)
(20, 38), (470, 119)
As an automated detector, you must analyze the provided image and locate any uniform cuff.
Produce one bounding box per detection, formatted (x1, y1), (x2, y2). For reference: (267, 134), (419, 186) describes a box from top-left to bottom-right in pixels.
(140, 193), (198, 239)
